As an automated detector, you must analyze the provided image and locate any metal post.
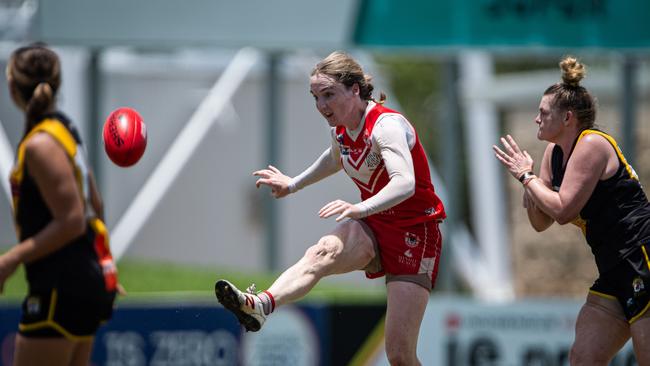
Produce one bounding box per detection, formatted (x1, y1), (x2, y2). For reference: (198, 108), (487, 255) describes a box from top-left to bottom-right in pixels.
(265, 52), (282, 271)
(460, 51), (513, 300)
(621, 56), (638, 167)
(438, 57), (461, 291)
(87, 49), (102, 184)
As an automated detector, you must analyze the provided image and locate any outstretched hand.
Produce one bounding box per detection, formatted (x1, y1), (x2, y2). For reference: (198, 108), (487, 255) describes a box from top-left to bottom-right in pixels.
(319, 200), (364, 222)
(253, 165), (291, 198)
(492, 135), (534, 181)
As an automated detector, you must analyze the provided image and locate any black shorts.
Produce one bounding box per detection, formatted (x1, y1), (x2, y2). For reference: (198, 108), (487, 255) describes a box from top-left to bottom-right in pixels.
(19, 288), (116, 340)
(590, 244), (650, 323)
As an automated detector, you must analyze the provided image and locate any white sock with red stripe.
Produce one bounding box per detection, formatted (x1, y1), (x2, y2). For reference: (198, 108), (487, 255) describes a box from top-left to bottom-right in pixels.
(257, 290), (275, 315)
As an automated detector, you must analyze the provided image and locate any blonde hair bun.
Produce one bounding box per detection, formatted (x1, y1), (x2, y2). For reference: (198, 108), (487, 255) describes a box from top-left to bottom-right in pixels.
(559, 56), (586, 87)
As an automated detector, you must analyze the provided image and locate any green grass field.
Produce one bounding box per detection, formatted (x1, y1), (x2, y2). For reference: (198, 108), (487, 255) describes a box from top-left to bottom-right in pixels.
(0, 257), (386, 305)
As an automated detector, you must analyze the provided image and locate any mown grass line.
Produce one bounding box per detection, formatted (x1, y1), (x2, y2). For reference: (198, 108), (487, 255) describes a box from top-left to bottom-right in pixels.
(0, 257), (385, 305)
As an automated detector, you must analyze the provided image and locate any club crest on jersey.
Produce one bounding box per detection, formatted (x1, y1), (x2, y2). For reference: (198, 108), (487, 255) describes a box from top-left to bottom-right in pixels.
(633, 277), (645, 295)
(425, 207), (437, 216)
(336, 134), (350, 155)
(26, 296), (41, 315)
(365, 152), (381, 168)
(404, 232), (420, 248)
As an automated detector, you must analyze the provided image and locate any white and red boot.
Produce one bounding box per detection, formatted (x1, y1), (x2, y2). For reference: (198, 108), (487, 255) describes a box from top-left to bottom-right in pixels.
(214, 279), (274, 332)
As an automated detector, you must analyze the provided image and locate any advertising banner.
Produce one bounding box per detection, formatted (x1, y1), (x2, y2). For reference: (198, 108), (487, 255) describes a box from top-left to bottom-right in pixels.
(2, 297), (640, 365)
(0, 302), (329, 366)
(369, 296), (637, 366)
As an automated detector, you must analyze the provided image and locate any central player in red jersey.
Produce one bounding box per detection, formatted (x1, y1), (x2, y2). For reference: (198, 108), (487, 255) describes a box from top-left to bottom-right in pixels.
(216, 51), (445, 365)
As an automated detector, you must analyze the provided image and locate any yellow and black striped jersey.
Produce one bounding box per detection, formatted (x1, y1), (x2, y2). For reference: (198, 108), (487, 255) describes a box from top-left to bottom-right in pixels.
(10, 113), (117, 294)
(551, 129), (650, 273)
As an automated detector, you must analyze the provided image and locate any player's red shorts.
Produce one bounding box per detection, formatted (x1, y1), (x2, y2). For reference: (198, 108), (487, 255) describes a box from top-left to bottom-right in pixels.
(360, 218), (442, 291)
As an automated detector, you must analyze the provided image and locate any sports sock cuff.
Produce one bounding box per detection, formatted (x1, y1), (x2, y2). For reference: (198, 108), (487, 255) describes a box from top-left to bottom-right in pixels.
(263, 290), (275, 313)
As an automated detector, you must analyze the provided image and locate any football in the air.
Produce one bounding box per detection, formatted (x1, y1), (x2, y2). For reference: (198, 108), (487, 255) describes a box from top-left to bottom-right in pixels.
(103, 107), (147, 167)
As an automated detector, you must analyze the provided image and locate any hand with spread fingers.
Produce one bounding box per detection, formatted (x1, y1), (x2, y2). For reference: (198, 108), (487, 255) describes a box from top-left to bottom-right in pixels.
(318, 199), (364, 222)
(492, 134), (535, 181)
(253, 165), (292, 198)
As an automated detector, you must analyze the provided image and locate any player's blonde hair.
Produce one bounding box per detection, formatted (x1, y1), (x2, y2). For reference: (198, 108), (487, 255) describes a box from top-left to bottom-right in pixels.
(311, 51), (386, 104)
(544, 56), (596, 130)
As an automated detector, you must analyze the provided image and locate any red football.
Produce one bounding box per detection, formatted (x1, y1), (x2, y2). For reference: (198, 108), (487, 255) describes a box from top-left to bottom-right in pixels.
(103, 107), (147, 167)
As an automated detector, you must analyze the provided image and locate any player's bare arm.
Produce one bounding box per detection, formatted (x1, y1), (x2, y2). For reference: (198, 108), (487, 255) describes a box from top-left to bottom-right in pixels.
(13, 133), (86, 264)
(525, 143), (554, 231)
(526, 134), (612, 224)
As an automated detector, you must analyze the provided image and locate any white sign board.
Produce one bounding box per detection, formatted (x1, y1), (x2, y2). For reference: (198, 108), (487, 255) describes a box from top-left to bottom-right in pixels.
(371, 296), (637, 366)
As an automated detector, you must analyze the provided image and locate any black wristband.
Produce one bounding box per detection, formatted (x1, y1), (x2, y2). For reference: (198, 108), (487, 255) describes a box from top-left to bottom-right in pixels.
(518, 171), (534, 183)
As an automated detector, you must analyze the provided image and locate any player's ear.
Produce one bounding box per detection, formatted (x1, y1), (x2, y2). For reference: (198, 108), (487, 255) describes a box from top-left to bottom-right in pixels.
(564, 110), (573, 125)
(351, 83), (360, 96)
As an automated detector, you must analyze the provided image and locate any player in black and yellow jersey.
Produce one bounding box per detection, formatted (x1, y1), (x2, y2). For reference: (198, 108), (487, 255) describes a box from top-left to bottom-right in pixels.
(1, 44), (118, 365)
(494, 56), (650, 365)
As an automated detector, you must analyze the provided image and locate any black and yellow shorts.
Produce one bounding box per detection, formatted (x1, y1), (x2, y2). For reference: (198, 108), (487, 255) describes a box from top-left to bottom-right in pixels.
(19, 288), (116, 340)
(590, 244), (650, 323)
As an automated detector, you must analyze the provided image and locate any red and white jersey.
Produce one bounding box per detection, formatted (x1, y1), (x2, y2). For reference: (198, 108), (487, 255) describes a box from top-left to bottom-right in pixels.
(332, 102), (445, 226)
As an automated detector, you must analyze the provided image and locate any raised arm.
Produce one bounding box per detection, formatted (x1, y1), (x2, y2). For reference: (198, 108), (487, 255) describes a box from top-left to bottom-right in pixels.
(289, 146), (342, 193)
(524, 134), (611, 224)
(525, 144), (554, 231)
(254, 133), (342, 199)
(494, 134), (612, 226)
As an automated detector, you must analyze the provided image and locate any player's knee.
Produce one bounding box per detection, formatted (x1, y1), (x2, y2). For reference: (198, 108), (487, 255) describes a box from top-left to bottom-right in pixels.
(569, 344), (610, 366)
(385, 334), (417, 366)
(304, 236), (342, 266)
(385, 345), (415, 366)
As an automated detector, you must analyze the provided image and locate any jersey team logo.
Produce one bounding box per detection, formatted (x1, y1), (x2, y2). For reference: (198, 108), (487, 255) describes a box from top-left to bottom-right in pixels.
(336, 134), (350, 156)
(633, 277), (645, 295)
(26, 296), (41, 315)
(404, 232), (420, 248)
(425, 207), (438, 216)
(365, 152), (381, 169)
